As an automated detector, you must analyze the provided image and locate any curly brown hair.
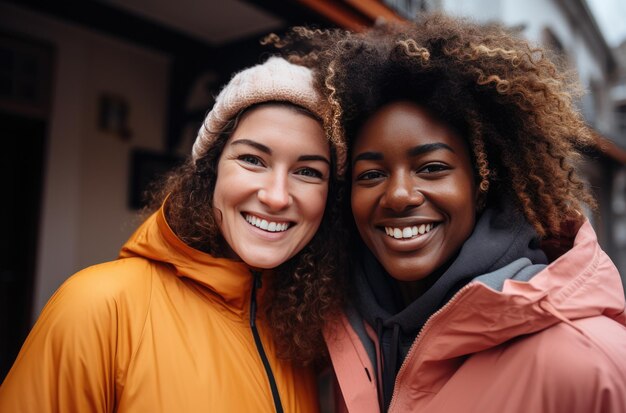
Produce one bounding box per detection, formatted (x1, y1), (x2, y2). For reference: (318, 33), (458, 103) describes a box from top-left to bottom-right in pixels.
(146, 102), (347, 365)
(271, 13), (596, 238)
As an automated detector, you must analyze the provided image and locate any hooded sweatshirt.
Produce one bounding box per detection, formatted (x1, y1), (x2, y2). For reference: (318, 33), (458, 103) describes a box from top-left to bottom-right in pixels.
(0, 207), (319, 413)
(325, 205), (626, 413)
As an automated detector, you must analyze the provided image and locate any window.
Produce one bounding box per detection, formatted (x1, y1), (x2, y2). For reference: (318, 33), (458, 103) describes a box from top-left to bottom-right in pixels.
(616, 103), (626, 139)
(0, 33), (53, 118)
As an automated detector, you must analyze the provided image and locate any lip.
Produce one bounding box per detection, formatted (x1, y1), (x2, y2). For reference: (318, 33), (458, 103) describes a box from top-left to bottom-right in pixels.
(241, 212), (295, 241)
(377, 222), (439, 253)
(376, 217), (439, 227)
(243, 211), (295, 225)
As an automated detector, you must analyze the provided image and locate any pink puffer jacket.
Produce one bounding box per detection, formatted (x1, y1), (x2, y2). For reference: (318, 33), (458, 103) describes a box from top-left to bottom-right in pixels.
(325, 221), (626, 413)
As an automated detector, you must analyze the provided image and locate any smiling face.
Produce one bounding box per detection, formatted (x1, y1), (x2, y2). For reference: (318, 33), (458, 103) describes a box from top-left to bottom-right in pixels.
(213, 104), (330, 269)
(351, 101), (477, 282)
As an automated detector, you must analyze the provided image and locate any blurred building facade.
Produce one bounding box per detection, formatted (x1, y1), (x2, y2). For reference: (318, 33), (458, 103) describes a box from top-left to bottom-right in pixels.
(611, 40), (626, 281)
(1, 0), (625, 381)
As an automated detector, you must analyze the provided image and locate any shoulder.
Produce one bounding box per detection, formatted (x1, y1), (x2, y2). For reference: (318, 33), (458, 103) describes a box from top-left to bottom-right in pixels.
(459, 317), (626, 412)
(38, 257), (159, 335)
(539, 317), (626, 382)
(14, 258), (161, 380)
(508, 317), (625, 375)
(0, 257), (161, 411)
(57, 257), (154, 299)
(502, 317), (626, 411)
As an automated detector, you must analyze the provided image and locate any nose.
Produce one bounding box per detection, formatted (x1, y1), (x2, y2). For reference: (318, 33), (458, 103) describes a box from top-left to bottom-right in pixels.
(257, 170), (293, 211)
(379, 171), (425, 212)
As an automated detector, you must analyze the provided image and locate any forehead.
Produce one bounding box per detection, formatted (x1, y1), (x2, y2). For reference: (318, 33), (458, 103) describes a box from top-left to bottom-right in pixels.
(229, 104), (328, 151)
(353, 101), (467, 154)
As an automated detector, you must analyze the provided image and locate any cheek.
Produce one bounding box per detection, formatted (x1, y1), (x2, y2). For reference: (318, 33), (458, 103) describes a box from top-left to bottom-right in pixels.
(212, 174), (228, 211)
(212, 165), (247, 216)
(448, 181), (477, 234)
(306, 185), (329, 223)
(351, 189), (374, 226)
(212, 159), (227, 204)
(212, 178), (223, 210)
(350, 190), (378, 249)
(211, 184), (226, 226)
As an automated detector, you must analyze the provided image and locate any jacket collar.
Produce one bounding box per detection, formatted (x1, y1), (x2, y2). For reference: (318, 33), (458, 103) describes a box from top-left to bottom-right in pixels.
(119, 205), (270, 317)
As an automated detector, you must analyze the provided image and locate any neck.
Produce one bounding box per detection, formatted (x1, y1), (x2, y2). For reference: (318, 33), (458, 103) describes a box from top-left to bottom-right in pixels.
(393, 252), (459, 306)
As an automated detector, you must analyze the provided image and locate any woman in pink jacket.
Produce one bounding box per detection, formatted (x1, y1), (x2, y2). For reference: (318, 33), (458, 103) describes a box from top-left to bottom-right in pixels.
(276, 12), (626, 413)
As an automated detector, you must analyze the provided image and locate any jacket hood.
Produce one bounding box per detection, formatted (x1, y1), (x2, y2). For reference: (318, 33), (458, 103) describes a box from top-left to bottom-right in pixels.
(119, 206), (263, 316)
(413, 219), (626, 361)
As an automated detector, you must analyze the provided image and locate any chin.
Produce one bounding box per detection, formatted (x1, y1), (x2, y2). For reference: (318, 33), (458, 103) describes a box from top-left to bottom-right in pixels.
(244, 259), (280, 270)
(384, 263), (432, 283)
(240, 253), (290, 270)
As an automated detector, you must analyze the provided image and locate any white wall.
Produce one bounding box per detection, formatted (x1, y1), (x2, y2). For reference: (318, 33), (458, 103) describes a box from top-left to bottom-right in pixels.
(441, 0), (502, 21)
(0, 3), (170, 316)
(441, 0), (608, 95)
(502, 1), (610, 131)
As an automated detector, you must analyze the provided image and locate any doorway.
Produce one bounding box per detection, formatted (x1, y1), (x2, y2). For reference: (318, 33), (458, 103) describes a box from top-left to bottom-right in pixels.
(0, 32), (53, 381)
(0, 112), (46, 380)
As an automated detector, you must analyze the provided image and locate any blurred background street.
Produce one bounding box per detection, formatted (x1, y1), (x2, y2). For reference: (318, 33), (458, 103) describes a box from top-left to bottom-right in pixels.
(1, 0), (625, 382)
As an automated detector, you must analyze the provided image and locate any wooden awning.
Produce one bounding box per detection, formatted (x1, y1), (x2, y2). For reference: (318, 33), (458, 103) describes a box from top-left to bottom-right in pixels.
(295, 0), (405, 31)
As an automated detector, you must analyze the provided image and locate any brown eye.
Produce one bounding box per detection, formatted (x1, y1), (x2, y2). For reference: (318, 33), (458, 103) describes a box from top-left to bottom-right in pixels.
(419, 163), (449, 174)
(356, 170), (386, 181)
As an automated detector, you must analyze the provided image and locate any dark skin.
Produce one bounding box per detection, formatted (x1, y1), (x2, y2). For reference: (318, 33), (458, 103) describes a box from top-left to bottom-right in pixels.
(350, 101), (478, 303)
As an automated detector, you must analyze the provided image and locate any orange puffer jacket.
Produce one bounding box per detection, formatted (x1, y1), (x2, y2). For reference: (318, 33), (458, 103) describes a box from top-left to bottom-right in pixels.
(325, 221), (626, 413)
(0, 207), (319, 412)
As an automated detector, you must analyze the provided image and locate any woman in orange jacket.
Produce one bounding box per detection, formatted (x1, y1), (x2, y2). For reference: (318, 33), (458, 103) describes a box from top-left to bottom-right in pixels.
(275, 13), (626, 413)
(0, 56), (347, 412)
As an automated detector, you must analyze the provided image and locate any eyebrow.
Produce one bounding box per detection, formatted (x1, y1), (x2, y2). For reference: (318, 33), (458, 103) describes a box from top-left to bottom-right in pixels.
(407, 142), (455, 156)
(231, 138), (330, 164)
(353, 151), (383, 164)
(298, 154), (331, 165)
(353, 142), (454, 164)
(230, 139), (271, 154)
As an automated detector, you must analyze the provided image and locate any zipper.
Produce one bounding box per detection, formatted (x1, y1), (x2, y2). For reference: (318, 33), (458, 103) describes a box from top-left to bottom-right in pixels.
(249, 269), (284, 413)
(387, 282), (476, 412)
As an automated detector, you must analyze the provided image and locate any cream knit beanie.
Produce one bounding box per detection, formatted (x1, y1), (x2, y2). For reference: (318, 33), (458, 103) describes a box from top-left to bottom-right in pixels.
(192, 56), (346, 174)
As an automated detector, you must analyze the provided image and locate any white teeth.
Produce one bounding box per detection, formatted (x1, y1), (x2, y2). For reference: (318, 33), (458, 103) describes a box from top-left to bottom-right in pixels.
(384, 223), (435, 239)
(245, 214), (290, 232)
